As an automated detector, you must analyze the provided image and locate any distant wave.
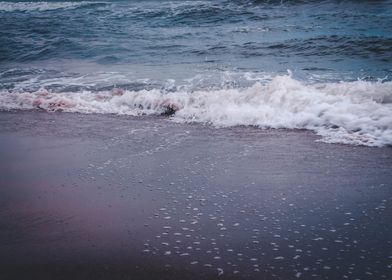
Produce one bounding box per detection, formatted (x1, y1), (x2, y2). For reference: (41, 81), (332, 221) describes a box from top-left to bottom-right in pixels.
(1, 74), (391, 147)
(0, 1), (104, 12)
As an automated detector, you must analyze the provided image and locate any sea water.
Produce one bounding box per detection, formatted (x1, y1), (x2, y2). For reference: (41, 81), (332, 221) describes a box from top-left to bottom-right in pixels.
(0, 0), (391, 146)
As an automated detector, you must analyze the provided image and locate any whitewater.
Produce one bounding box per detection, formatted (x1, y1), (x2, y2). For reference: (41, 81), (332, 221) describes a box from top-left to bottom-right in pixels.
(1, 73), (391, 147)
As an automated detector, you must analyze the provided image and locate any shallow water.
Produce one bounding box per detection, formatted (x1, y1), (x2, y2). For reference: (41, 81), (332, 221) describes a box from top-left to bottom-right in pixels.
(0, 111), (391, 280)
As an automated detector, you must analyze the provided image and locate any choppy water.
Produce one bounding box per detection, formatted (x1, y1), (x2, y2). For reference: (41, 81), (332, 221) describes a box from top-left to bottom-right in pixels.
(0, 0), (392, 146)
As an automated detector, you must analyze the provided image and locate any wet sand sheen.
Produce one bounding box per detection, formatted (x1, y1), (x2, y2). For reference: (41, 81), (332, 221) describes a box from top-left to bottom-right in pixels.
(0, 111), (391, 280)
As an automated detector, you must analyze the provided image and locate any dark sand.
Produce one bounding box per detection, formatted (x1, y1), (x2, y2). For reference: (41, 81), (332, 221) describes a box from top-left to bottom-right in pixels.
(0, 111), (391, 280)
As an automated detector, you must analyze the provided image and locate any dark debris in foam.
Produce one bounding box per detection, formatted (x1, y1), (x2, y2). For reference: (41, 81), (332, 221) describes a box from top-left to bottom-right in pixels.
(0, 111), (391, 280)
(161, 103), (179, 116)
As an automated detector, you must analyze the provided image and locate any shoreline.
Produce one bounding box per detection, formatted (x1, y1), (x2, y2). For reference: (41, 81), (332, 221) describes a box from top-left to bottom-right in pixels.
(0, 110), (391, 280)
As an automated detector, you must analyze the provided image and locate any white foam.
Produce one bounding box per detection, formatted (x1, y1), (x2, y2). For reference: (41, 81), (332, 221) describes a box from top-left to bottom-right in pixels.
(0, 1), (102, 12)
(1, 74), (391, 147)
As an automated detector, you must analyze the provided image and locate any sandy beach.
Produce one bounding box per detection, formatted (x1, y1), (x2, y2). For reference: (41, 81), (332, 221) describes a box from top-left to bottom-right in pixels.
(0, 110), (391, 280)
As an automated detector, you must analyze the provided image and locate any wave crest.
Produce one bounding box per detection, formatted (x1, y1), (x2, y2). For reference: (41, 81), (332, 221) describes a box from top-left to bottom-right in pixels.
(0, 1), (104, 12)
(1, 75), (391, 147)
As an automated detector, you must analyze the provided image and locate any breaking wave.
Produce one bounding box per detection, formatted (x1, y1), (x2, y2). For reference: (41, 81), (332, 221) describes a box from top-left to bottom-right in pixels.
(1, 74), (391, 147)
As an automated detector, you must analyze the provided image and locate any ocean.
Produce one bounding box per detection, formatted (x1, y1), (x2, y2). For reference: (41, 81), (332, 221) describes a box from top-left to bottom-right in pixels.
(0, 0), (392, 146)
(1, 2), (392, 279)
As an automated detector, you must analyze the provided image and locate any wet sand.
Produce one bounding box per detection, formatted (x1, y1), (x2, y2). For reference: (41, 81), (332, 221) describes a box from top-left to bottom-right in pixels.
(0, 111), (391, 280)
